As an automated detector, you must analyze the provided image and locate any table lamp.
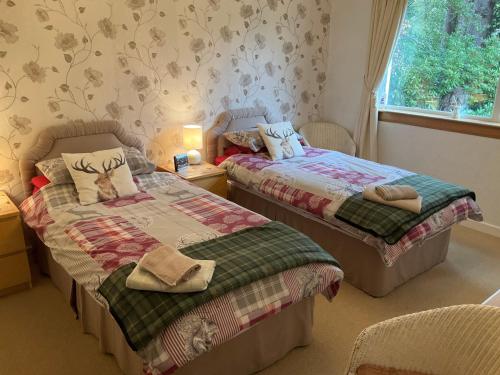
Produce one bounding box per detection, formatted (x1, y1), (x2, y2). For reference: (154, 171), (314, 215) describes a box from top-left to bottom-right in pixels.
(183, 124), (203, 165)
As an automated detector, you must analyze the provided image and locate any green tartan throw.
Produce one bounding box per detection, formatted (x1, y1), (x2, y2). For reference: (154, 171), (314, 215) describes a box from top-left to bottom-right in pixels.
(335, 174), (475, 245)
(98, 221), (340, 351)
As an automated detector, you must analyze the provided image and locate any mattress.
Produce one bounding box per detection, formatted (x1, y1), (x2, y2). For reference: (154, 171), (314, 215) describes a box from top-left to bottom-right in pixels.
(220, 147), (482, 266)
(20, 172), (343, 374)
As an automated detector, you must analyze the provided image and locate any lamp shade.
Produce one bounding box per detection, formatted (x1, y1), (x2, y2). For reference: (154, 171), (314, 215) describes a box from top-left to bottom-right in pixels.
(183, 124), (203, 150)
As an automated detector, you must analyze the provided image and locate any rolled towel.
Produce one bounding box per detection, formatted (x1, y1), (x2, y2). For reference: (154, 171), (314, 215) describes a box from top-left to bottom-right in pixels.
(126, 260), (216, 293)
(139, 245), (201, 286)
(363, 185), (422, 214)
(375, 184), (419, 201)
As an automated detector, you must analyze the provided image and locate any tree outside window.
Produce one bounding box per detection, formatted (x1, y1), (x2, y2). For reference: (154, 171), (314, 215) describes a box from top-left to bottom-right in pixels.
(379, 0), (500, 120)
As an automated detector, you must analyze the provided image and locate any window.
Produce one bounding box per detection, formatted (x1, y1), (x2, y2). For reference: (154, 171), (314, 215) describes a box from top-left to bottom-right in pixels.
(378, 0), (500, 122)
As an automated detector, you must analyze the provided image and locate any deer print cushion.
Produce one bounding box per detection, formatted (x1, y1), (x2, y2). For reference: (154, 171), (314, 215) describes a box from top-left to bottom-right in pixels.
(36, 148), (154, 186)
(257, 122), (305, 161)
(62, 147), (138, 205)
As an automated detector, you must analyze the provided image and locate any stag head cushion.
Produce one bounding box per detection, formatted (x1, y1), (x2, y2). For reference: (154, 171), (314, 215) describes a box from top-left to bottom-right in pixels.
(223, 129), (265, 152)
(62, 147), (138, 205)
(37, 148), (155, 186)
(257, 122), (305, 160)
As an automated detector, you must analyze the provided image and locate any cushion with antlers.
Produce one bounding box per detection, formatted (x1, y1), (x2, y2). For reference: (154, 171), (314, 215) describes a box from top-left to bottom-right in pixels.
(62, 147), (138, 205)
(257, 122), (305, 161)
(36, 147), (154, 186)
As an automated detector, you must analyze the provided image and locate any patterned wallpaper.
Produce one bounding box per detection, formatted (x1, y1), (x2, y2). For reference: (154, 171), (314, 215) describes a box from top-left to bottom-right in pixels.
(0, 0), (331, 202)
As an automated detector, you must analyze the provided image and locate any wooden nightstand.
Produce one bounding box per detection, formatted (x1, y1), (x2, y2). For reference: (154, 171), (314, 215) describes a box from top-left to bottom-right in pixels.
(157, 162), (228, 198)
(0, 191), (31, 296)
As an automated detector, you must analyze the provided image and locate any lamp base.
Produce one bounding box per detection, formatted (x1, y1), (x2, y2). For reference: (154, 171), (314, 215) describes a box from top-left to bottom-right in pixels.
(187, 149), (202, 165)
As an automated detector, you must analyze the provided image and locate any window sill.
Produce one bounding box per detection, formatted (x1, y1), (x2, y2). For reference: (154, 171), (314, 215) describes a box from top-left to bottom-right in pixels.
(378, 109), (500, 140)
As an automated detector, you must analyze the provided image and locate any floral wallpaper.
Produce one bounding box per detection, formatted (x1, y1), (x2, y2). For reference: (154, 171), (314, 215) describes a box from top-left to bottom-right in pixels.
(0, 0), (331, 202)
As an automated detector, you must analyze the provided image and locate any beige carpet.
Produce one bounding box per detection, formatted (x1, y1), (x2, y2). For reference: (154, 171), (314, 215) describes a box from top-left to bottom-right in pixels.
(1, 226), (499, 375)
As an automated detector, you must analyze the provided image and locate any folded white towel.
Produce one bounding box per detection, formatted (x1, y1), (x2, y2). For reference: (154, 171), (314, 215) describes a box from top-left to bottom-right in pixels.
(126, 259), (216, 293)
(375, 184), (419, 201)
(139, 245), (201, 286)
(363, 185), (422, 214)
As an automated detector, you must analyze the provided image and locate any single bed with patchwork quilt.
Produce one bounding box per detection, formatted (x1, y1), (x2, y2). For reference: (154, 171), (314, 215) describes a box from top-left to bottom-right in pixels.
(19, 121), (344, 375)
(207, 107), (483, 297)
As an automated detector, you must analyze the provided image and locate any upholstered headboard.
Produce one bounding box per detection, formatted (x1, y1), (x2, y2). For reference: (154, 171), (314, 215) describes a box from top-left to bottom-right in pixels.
(206, 107), (278, 163)
(19, 120), (144, 198)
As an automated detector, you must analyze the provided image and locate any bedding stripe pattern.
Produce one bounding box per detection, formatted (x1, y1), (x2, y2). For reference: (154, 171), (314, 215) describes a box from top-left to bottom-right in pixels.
(98, 221), (340, 351)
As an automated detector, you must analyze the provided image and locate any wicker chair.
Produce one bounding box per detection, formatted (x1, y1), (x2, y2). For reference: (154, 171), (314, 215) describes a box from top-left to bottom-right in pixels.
(298, 122), (356, 156)
(345, 304), (500, 375)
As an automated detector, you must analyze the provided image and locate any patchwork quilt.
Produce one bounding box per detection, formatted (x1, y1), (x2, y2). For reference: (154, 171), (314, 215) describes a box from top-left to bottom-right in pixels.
(220, 147), (483, 265)
(20, 172), (343, 375)
(100, 222), (340, 351)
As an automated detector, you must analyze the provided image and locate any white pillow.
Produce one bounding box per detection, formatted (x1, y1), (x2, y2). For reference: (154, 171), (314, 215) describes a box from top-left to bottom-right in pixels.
(62, 147), (138, 205)
(257, 122), (305, 160)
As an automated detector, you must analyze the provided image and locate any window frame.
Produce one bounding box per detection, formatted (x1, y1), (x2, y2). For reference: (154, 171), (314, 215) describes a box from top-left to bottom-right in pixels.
(378, 108), (500, 140)
(378, 0), (500, 126)
(378, 76), (500, 126)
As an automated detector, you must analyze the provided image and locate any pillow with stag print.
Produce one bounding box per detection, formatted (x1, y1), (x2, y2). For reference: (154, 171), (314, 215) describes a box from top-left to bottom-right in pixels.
(36, 147), (155, 186)
(257, 122), (305, 161)
(223, 129), (265, 152)
(62, 147), (138, 205)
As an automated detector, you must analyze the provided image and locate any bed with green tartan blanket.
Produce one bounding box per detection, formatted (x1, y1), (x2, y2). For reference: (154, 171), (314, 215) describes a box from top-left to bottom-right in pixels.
(221, 147), (482, 267)
(21, 171), (344, 374)
(335, 174), (476, 244)
(99, 221), (340, 351)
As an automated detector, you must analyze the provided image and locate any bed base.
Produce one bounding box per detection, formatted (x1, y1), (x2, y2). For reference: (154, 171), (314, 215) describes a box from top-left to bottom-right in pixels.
(36, 242), (314, 375)
(228, 181), (451, 297)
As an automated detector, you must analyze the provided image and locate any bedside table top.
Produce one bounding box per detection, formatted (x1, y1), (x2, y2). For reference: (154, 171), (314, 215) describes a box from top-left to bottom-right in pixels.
(0, 191), (19, 219)
(159, 162), (226, 181)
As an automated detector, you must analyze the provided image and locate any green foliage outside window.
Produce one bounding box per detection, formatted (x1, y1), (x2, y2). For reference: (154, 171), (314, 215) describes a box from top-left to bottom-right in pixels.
(383, 0), (500, 118)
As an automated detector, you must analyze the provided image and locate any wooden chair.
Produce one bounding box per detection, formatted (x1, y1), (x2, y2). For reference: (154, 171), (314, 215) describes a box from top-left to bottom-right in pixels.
(298, 122), (356, 156)
(345, 304), (500, 375)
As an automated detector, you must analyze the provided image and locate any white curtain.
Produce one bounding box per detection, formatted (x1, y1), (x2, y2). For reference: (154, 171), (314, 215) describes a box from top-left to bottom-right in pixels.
(354, 0), (408, 161)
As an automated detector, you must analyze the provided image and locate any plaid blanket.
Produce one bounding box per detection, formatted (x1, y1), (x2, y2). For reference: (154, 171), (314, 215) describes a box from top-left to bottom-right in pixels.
(335, 174), (476, 244)
(98, 221), (339, 351)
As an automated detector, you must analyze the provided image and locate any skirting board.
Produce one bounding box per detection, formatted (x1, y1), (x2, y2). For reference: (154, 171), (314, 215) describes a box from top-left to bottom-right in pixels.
(460, 219), (500, 239)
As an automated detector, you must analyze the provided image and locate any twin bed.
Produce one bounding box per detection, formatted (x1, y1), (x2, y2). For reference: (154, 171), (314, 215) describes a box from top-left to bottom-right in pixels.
(207, 107), (482, 297)
(18, 111), (481, 374)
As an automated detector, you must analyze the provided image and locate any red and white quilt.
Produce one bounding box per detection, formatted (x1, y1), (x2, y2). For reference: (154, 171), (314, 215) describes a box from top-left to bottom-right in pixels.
(20, 172), (343, 374)
(220, 147), (483, 266)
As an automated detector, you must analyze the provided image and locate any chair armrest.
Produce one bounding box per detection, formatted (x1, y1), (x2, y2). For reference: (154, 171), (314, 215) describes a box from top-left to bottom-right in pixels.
(345, 305), (500, 375)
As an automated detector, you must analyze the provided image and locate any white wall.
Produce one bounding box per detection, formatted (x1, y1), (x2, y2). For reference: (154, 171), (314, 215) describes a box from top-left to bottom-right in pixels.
(323, 0), (500, 234)
(323, 0), (373, 134)
(379, 122), (500, 230)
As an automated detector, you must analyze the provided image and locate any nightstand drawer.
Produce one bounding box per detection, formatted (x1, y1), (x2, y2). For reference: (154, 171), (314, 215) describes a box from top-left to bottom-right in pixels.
(0, 251), (31, 290)
(192, 175), (227, 198)
(0, 215), (26, 256)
